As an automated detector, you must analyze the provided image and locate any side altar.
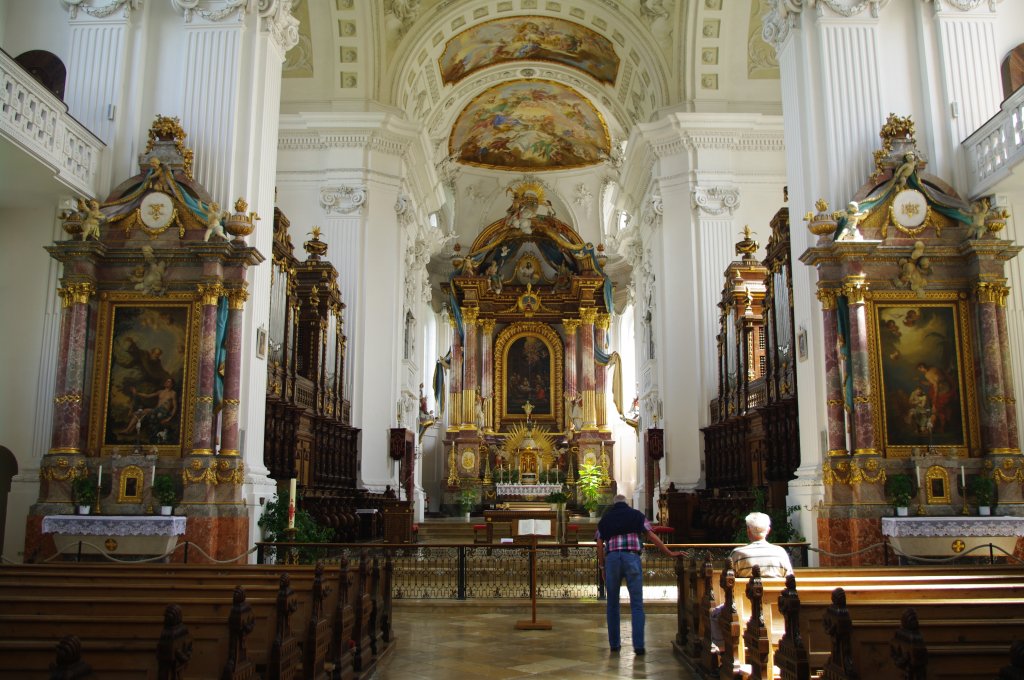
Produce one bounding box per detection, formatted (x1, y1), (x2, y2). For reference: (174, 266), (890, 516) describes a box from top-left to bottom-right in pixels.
(24, 117), (261, 563)
(437, 181), (621, 514)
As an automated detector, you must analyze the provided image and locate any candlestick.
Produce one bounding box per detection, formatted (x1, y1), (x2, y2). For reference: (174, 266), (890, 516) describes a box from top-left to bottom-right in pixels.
(288, 478), (297, 529)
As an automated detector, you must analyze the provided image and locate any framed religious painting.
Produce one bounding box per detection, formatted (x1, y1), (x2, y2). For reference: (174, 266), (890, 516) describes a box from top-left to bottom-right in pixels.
(89, 292), (201, 456)
(868, 295), (978, 458)
(493, 321), (563, 432)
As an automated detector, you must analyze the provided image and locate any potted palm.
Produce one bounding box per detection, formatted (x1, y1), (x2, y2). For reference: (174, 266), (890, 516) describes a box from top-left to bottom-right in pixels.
(71, 476), (96, 515)
(886, 473), (913, 516)
(458, 487), (476, 520)
(153, 474), (177, 515)
(969, 476), (995, 515)
(577, 463), (604, 517)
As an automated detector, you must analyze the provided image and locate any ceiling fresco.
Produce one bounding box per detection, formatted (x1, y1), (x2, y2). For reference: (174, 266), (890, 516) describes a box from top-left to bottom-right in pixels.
(438, 16), (619, 85)
(449, 79), (610, 171)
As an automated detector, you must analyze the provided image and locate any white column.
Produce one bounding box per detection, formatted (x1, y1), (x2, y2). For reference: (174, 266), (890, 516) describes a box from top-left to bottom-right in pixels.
(692, 186), (742, 419)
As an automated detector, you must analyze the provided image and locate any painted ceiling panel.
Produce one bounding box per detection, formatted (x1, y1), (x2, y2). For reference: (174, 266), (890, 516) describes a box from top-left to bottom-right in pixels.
(449, 79), (610, 171)
(438, 16), (619, 85)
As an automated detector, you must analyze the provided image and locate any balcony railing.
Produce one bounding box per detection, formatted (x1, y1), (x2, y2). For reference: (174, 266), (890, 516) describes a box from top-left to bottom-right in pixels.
(963, 86), (1024, 198)
(0, 49), (104, 198)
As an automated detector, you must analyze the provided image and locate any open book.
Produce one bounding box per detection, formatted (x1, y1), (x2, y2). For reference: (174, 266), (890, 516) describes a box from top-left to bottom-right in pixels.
(517, 519), (552, 536)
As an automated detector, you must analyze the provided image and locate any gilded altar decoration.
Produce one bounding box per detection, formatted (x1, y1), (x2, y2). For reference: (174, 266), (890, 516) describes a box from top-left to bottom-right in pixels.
(117, 465), (145, 503)
(449, 80), (610, 171)
(144, 115), (194, 178)
(438, 16), (619, 85)
(494, 322), (564, 431)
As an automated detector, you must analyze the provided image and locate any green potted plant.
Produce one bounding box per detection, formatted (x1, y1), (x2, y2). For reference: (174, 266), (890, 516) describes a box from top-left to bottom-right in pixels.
(577, 463), (604, 516)
(71, 476), (96, 514)
(458, 487), (476, 520)
(886, 473), (914, 516)
(969, 476), (995, 515)
(152, 474), (177, 515)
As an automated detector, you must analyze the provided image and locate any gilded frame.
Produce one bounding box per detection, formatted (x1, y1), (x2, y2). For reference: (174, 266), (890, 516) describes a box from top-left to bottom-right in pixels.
(118, 464), (144, 503)
(925, 465), (950, 504)
(494, 321), (563, 432)
(89, 291), (202, 457)
(867, 293), (978, 458)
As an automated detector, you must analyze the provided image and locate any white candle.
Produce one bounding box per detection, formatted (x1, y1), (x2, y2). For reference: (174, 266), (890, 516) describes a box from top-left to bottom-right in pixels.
(915, 464), (921, 488)
(97, 465), (102, 487)
(288, 478), (297, 530)
(961, 465), (966, 488)
(152, 465), (157, 487)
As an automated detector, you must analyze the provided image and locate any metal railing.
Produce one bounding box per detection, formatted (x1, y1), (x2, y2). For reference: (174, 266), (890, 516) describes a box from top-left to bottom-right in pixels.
(254, 541), (810, 600)
(963, 85), (1024, 198)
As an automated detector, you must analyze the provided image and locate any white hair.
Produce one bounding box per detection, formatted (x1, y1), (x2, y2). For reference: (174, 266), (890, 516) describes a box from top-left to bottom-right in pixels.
(613, 494), (628, 504)
(745, 512), (771, 538)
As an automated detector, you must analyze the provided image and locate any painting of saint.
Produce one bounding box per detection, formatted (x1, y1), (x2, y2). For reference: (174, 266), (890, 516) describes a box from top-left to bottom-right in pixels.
(506, 335), (552, 416)
(449, 80), (610, 170)
(103, 305), (190, 447)
(875, 305), (967, 448)
(439, 17), (619, 85)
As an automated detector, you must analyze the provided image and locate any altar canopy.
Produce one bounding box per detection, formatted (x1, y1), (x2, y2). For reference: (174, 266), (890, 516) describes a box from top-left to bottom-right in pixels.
(440, 180), (618, 506)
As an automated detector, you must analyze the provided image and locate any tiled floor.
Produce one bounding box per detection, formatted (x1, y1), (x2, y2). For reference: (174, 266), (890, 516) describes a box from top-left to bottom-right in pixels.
(370, 600), (699, 679)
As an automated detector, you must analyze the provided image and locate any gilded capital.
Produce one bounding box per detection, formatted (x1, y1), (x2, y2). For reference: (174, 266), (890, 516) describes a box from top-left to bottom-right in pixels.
(227, 286), (249, 310)
(596, 312), (611, 331)
(61, 282), (95, 306)
(480, 318), (496, 335)
(563, 318), (581, 333)
(842, 276), (868, 305)
(579, 308), (598, 325)
(816, 288), (839, 311)
(462, 306), (479, 326)
(197, 281), (224, 306)
(975, 281), (1008, 306)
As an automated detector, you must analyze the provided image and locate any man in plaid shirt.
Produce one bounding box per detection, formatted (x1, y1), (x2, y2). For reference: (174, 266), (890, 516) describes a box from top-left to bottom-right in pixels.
(595, 494), (683, 654)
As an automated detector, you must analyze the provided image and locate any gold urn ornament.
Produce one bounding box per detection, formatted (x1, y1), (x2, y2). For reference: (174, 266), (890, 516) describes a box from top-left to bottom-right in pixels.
(805, 198), (838, 240)
(224, 197), (258, 242)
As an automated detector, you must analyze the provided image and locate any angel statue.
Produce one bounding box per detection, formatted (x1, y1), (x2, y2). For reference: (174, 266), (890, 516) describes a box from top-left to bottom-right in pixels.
(203, 202), (227, 242)
(81, 199), (104, 241)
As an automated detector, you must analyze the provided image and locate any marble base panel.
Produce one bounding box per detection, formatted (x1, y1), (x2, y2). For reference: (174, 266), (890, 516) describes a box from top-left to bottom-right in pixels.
(23, 510), (59, 563)
(817, 512), (887, 566)
(175, 511), (249, 564)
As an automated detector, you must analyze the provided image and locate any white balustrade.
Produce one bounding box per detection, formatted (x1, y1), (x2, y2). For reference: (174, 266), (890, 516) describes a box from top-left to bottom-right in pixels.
(0, 50), (104, 197)
(963, 86), (1024, 199)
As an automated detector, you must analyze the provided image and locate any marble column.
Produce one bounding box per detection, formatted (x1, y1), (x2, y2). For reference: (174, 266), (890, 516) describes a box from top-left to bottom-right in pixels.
(596, 313), (610, 430)
(563, 319), (580, 403)
(49, 282), (93, 454)
(480, 318), (496, 432)
(844, 277), (877, 455)
(580, 308), (598, 431)
(994, 286), (1019, 452)
(461, 306), (479, 430)
(219, 286), (248, 457)
(192, 282), (223, 456)
(976, 282), (1010, 452)
(817, 289), (847, 457)
(449, 316), (462, 430)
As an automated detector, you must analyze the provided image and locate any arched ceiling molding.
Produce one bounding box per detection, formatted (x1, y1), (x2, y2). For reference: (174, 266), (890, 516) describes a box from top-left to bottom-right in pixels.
(381, 1), (672, 142)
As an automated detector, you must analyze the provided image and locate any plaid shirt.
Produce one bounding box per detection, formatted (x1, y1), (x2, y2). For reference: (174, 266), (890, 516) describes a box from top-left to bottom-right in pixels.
(596, 517), (652, 553)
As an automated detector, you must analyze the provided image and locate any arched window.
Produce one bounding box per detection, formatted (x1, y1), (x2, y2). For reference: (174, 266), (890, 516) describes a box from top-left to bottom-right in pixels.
(14, 50), (66, 100)
(1000, 43), (1024, 100)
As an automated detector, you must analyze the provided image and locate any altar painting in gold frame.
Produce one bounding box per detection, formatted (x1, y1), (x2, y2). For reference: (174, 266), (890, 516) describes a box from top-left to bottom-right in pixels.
(494, 322), (563, 432)
(868, 296), (977, 458)
(89, 292), (201, 457)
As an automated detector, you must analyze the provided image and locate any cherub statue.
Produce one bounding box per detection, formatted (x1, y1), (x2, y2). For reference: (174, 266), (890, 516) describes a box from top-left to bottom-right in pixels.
(893, 152), (918, 189)
(835, 201), (865, 241)
(967, 197), (990, 240)
(132, 245), (168, 296)
(485, 260), (502, 294)
(81, 199), (104, 241)
(203, 202), (227, 242)
(897, 240), (931, 297)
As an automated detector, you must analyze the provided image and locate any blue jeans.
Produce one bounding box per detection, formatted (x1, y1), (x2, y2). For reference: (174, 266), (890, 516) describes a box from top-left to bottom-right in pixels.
(604, 550), (645, 650)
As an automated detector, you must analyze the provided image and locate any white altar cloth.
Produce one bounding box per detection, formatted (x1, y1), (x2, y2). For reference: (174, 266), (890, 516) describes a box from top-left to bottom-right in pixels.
(43, 515), (186, 557)
(881, 516), (1024, 559)
(496, 483), (562, 497)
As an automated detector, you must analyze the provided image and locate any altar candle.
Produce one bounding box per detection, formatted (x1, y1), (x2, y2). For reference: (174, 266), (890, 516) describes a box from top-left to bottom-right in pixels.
(152, 465), (157, 487)
(961, 465), (966, 488)
(97, 465), (102, 487)
(288, 478), (297, 529)
(915, 464), (921, 488)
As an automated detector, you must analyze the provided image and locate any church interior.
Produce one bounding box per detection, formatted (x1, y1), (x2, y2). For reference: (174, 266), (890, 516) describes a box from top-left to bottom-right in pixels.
(2, 0), (1024, 677)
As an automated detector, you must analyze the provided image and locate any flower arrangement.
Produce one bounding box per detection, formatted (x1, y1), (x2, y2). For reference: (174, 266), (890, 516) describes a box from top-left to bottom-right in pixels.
(577, 463), (604, 514)
(71, 476), (96, 506)
(885, 473), (914, 508)
(152, 474), (177, 507)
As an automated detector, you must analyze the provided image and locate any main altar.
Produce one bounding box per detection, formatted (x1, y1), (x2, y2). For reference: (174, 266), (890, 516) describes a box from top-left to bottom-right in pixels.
(439, 181), (619, 512)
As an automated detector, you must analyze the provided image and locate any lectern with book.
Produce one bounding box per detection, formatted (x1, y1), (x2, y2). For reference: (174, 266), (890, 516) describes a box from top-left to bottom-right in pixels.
(514, 520), (553, 630)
